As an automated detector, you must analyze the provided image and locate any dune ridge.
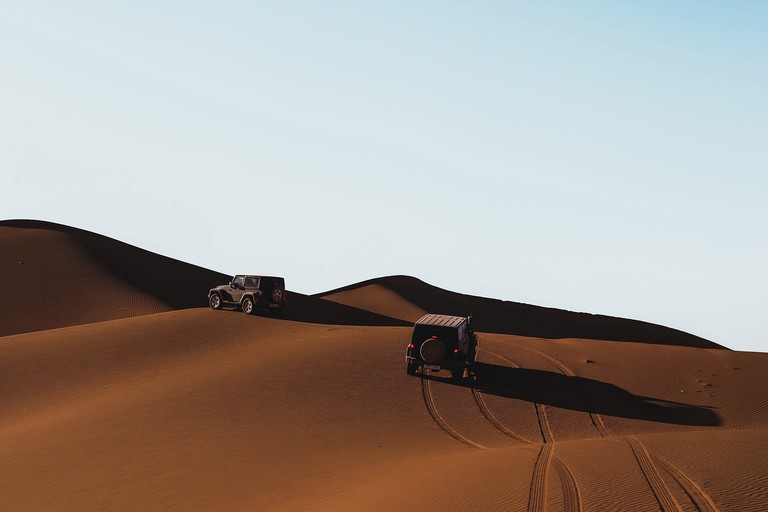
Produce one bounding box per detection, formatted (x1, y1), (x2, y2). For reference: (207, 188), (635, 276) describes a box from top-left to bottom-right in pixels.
(319, 275), (724, 348)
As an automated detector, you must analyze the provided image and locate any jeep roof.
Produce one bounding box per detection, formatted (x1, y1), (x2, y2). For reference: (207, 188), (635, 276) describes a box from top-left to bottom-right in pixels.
(414, 314), (467, 328)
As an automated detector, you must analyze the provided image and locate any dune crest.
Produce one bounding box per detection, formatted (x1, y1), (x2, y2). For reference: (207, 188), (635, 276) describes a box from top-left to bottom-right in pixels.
(321, 283), (427, 322)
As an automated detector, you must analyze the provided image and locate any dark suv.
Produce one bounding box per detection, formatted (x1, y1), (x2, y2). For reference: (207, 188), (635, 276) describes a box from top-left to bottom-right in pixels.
(208, 275), (286, 314)
(405, 314), (478, 379)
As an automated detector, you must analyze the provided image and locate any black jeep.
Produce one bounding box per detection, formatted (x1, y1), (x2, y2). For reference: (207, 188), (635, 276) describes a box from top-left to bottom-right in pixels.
(405, 314), (478, 380)
(208, 275), (286, 314)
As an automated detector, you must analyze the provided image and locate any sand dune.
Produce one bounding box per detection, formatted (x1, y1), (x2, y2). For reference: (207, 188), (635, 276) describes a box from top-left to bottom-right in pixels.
(319, 275), (724, 348)
(0, 220), (407, 337)
(1, 311), (766, 511)
(1, 220), (765, 511)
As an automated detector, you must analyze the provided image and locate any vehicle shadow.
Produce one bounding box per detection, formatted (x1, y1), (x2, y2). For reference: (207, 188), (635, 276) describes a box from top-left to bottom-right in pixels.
(421, 362), (721, 427)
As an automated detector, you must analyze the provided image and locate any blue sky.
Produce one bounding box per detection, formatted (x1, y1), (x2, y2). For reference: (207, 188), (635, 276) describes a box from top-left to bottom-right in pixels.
(1, 1), (766, 352)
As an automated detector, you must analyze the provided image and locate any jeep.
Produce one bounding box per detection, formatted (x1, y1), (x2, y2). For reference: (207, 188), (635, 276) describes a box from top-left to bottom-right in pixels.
(405, 314), (478, 380)
(208, 275), (286, 314)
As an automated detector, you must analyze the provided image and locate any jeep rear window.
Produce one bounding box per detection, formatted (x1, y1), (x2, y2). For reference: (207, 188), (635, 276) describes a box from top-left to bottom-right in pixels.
(411, 325), (459, 345)
(262, 278), (284, 289)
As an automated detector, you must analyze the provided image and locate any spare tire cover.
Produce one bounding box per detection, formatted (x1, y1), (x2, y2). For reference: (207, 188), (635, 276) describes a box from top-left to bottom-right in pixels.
(420, 338), (446, 365)
(272, 287), (284, 302)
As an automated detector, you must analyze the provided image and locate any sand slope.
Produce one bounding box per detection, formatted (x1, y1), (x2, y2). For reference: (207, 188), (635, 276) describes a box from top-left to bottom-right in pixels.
(1, 310), (766, 511)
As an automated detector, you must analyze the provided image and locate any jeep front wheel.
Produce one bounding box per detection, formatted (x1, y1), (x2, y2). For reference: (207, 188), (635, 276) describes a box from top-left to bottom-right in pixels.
(242, 297), (255, 315)
(209, 294), (222, 310)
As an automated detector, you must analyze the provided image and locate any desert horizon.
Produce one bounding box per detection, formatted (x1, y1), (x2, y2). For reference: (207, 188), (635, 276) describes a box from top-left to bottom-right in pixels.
(2, 219), (767, 511)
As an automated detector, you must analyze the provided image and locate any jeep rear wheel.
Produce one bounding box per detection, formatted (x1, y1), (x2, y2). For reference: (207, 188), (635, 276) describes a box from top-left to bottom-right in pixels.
(209, 294), (222, 310)
(242, 297), (254, 315)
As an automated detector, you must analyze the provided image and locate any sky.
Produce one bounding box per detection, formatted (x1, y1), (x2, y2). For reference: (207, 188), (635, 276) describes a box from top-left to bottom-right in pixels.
(1, 1), (766, 352)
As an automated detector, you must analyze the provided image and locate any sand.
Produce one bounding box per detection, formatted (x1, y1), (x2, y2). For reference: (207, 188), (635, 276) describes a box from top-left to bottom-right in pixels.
(1, 220), (766, 511)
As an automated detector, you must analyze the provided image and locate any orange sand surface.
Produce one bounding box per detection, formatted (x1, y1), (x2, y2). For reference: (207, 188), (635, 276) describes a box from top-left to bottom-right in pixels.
(1, 220), (765, 511)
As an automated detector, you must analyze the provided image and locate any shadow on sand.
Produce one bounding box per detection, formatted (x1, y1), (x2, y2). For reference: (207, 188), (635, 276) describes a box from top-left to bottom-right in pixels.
(422, 361), (720, 427)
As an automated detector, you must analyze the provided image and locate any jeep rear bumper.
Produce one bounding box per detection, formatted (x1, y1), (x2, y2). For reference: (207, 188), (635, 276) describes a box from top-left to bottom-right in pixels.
(405, 355), (465, 372)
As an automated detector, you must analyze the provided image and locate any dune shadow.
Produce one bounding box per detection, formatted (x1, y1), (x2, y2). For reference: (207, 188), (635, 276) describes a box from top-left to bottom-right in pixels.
(319, 276), (724, 349)
(424, 362), (720, 427)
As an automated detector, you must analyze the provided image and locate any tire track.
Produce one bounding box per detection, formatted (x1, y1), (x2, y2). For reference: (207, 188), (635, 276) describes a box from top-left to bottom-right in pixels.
(653, 455), (719, 512)
(479, 347), (555, 444)
(552, 455), (582, 512)
(589, 410), (610, 437)
(519, 344), (609, 439)
(625, 436), (683, 512)
(476, 347), (581, 511)
(535, 403), (555, 444)
(521, 344), (718, 512)
(481, 343), (714, 512)
(471, 388), (533, 443)
(421, 370), (487, 449)
(528, 443), (553, 512)
(521, 345), (714, 511)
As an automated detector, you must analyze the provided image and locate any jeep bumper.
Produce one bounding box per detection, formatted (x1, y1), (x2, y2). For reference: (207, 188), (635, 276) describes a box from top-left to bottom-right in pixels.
(405, 355), (464, 372)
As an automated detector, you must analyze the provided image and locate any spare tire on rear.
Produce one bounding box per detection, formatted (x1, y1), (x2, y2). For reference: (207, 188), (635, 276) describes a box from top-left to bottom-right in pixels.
(420, 338), (445, 365)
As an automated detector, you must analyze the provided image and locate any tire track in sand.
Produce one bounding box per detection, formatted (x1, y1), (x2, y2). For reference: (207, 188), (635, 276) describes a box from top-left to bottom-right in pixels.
(528, 443), (553, 512)
(552, 455), (582, 512)
(471, 388), (533, 443)
(479, 347), (555, 444)
(625, 436), (683, 512)
(421, 369), (487, 449)
(653, 455), (719, 512)
(518, 345), (609, 439)
(486, 343), (719, 512)
(518, 345), (716, 511)
(476, 348), (581, 511)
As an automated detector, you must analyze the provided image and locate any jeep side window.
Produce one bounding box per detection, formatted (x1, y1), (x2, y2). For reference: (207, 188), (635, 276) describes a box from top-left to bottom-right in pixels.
(244, 277), (258, 288)
(457, 323), (468, 350)
(233, 276), (245, 288)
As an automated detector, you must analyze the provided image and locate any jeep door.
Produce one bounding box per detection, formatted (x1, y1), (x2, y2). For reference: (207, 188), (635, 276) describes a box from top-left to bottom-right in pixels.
(229, 275), (247, 303)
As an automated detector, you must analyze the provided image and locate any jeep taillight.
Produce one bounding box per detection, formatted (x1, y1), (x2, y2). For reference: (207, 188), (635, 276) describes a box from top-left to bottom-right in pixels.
(453, 349), (459, 353)
(408, 343), (415, 349)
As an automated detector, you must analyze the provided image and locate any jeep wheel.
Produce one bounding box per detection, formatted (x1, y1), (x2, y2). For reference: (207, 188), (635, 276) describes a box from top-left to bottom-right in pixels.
(242, 297), (255, 315)
(271, 287), (284, 303)
(209, 294), (222, 310)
